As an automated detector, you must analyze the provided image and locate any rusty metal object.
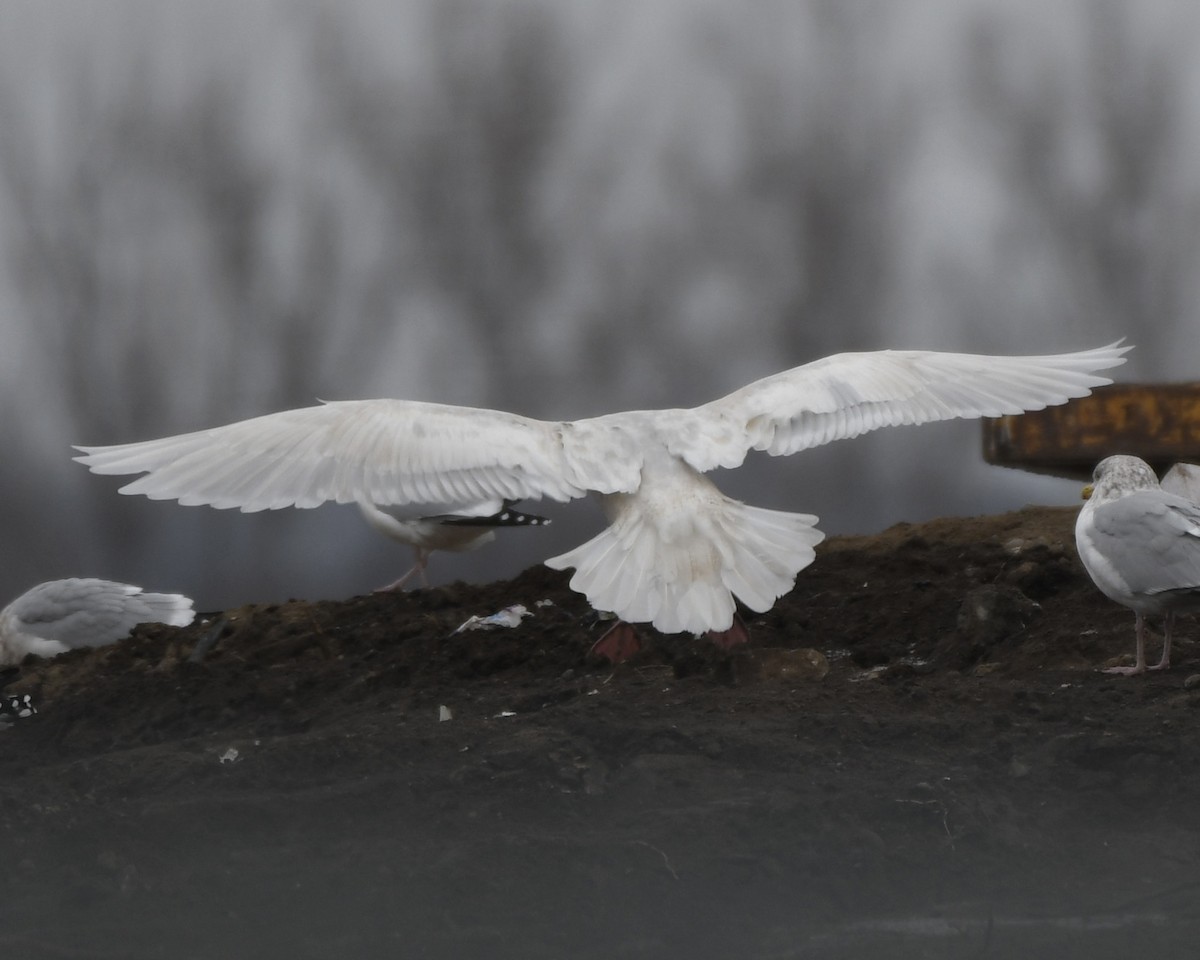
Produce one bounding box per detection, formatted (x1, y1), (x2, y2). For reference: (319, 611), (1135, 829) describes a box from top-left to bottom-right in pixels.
(982, 383), (1200, 480)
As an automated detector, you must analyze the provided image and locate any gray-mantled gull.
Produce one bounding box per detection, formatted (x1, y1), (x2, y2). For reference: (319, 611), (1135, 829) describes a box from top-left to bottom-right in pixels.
(356, 498), (550, 591)
(1075, 454), (1200, 675)
(73, 342), (1128, 661)
(0, 579), (195, 666)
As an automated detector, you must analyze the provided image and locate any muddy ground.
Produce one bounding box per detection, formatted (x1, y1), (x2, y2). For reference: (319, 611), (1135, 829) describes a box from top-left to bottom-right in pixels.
(2, 505), (1199, 959)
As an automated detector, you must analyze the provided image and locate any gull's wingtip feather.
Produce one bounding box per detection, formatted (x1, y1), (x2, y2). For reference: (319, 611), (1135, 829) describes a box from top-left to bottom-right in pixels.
(1094, 337), (1132, 362)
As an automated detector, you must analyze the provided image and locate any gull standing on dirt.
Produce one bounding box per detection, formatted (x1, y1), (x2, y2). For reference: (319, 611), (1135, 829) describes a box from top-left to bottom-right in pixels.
(0, 579), (195, 666)
(74, 342), (1128, 661)
(1075, 455), (1200, 675)
(356, 499), (550, 591)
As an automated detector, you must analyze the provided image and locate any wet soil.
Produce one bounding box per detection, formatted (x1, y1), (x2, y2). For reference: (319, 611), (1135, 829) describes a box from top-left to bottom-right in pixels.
(3, 506), (1199, 959)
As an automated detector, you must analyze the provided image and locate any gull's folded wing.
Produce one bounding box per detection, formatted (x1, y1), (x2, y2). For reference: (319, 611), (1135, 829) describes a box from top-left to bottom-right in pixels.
(1089, 492), (1200, 599)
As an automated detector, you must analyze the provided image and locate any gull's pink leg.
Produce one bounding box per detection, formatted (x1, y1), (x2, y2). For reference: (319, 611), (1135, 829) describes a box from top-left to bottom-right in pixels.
(704, 614), (751, 650)
(1104, 611), (1148, 676)
(590, 621), (642, 664)
(376, 549), (431, 592)
(1149, 611), (1174, 671)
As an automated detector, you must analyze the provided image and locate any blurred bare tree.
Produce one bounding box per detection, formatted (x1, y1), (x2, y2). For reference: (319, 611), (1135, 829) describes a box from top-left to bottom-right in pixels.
(962, 1), (1199, 369)
(0, 67), (363, 436)
(0, 51), (377, 591)
(0, 0), (1193, 608)
(307, 0), (566, 405)
(0, 2), (576, 601)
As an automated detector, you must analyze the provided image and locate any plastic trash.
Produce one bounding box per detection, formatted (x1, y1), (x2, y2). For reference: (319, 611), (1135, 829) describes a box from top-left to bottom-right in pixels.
(451, 604), (531, 635)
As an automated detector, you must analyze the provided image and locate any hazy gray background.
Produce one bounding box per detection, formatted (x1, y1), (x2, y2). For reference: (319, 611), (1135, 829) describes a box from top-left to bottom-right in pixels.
(0, 0), (1194, 610)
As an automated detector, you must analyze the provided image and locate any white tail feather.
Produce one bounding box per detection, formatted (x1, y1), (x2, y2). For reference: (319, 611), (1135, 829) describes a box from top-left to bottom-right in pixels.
(132, 591), (197, 629)
(547, 495), (824, 635)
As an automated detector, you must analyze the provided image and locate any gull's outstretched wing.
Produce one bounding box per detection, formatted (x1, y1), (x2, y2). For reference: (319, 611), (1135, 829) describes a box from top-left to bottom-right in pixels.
(670, 341), (1130, 471)
(75, 400), (641, 512)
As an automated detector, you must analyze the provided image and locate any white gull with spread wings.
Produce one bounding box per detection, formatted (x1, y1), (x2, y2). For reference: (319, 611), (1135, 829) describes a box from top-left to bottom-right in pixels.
(74, 343), (1129, 646)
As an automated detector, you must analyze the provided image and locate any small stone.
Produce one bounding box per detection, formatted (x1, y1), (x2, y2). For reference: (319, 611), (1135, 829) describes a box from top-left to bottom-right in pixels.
(956, 585), (1040, 646)
(1184, 674), (1200, 690)
(731, 648), (830, 685)
(1003, 561), (1038, 584)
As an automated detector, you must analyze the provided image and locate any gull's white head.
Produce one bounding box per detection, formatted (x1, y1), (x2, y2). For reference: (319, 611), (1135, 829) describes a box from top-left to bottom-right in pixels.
(1082, 454), (1160, 506)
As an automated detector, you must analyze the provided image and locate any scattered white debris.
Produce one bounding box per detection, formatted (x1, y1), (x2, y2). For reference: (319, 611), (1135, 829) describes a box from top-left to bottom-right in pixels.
(218, 747), (239, 764)
(438, 705), (453, 722)
(451, 604), (531, 635)
(494, 710), (517, 718)
(535, 599), (554, 609)
(587, 689), (600, 696)
(1003, 537), (1028, 556)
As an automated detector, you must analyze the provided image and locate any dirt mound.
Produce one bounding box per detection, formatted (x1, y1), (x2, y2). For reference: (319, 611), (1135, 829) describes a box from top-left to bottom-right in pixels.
(2, 506), (1197, 959)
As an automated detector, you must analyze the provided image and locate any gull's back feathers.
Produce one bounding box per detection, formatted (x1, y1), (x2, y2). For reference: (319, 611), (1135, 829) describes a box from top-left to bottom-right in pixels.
(0, 579), (195, 665)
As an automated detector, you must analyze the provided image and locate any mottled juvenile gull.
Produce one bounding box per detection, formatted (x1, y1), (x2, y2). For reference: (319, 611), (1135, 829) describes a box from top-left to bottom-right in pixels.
(74, 342), (1128, 660)
(1162, 462), (1200, 502)
(0, 579), (195, 666)
(1076, 454), (1200, 675)
(356, 498), (550, 591)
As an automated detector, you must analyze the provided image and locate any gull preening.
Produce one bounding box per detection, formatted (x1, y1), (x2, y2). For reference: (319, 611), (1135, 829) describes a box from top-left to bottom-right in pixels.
(1076, 454), (1200, 675)
(0, 579), (195, 666)
(74, 342), (1128, 658)
(356, 499), (550, 591)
